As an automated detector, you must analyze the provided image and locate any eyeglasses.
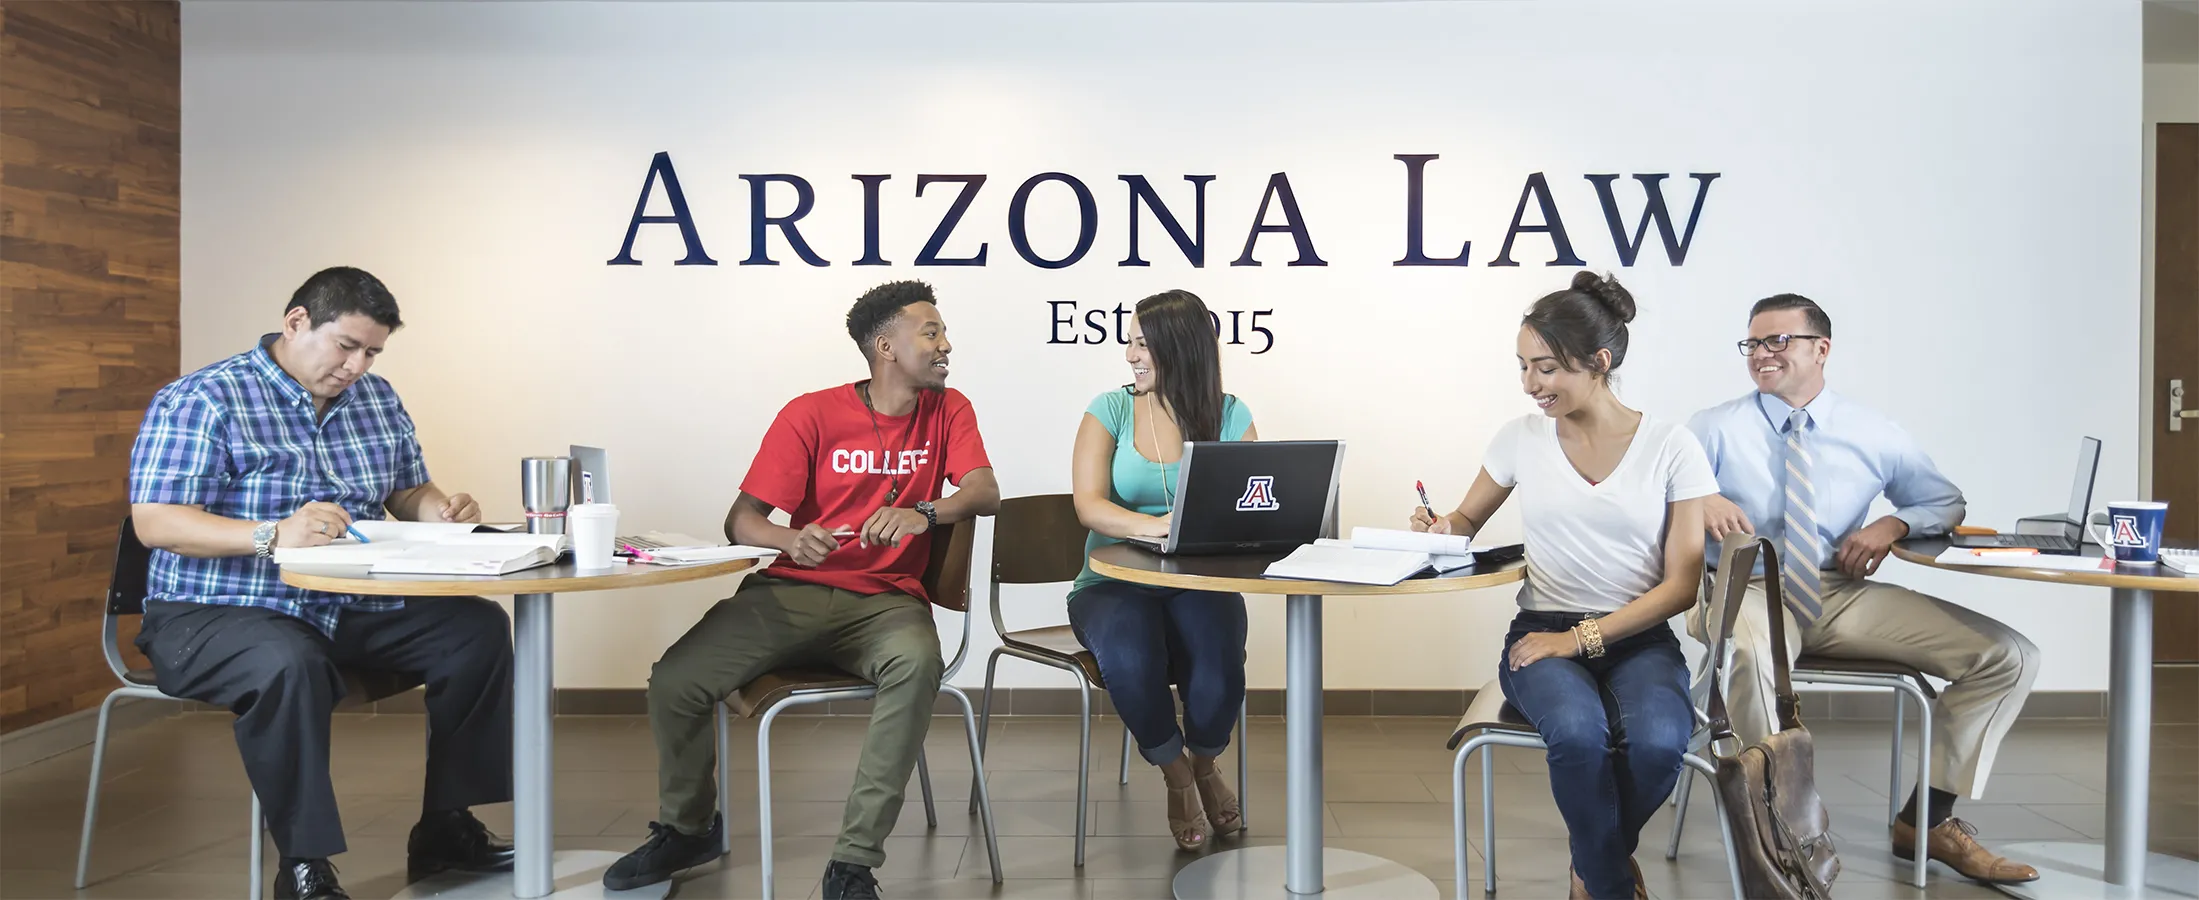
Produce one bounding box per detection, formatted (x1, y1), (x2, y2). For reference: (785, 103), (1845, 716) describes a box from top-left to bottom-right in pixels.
(1736, 334), (1825, 355)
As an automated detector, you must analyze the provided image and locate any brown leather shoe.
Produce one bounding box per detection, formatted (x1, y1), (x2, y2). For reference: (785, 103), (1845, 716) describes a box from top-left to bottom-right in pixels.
(1629, 857), (1649, 899)
(1892, 817), (2041, 883)
(1568, 868), (1591, 900)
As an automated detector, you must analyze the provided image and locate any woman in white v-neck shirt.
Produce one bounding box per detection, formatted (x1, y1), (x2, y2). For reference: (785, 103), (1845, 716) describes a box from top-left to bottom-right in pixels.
(1411, 272), (1716, 900)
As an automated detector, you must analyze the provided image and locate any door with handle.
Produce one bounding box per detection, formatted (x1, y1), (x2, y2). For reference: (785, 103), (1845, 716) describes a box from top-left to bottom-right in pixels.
(2153, 124), (2197, 663)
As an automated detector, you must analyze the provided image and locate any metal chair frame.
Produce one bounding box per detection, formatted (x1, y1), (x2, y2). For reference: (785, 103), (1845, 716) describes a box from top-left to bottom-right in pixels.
(968, 494), (1248, 868)
(711, 520), (1002, 899)
(1668, 571), (1933, 888)
(76, 517), (415, 900)
(1449, 535), (1772, 900)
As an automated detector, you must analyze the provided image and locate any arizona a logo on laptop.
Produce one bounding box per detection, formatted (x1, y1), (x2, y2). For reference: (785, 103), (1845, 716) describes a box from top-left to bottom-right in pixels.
(1236, 476), (1280, 512)
(2111, 515), (2144, 547)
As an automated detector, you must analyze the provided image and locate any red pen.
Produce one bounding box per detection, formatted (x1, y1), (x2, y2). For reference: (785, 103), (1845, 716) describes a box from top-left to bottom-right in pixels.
(1416, 480), (1436, 519)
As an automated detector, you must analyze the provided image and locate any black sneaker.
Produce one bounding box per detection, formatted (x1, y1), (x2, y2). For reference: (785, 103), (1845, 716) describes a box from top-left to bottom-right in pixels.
(406, 809), (516, 878)
(822, 860), (881, 900)
(601, 816), (723, 891)
(273, 858), (349, 900)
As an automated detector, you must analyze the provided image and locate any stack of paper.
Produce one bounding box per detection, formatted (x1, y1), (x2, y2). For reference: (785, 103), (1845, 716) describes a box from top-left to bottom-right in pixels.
(1931, 548), (2112, 572)
(634, 545), (781, 566)
(1349, 527), (1478, 571)
(1262, 528), (1484, 586)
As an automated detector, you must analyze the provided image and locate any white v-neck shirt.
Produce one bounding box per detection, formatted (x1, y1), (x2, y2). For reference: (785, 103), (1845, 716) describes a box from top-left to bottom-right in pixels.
(1481, 412), (1720, 614)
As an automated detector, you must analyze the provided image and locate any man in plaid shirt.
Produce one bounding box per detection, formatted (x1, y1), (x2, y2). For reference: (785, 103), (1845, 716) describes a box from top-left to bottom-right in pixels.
(129, 268), (514, 900)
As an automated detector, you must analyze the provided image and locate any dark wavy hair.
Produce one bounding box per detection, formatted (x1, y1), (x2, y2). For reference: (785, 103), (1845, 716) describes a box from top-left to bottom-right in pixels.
(1521, 270), (1637, 378)
(845, 280), (937, 360)
(1131, 290), (1224, 443)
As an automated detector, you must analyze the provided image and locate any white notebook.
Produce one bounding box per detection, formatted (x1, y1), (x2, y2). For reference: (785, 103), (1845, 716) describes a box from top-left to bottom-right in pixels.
(1263, 531), (1482, 586)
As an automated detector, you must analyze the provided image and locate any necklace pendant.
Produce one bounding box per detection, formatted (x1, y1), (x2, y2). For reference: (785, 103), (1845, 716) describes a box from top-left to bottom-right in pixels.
(886, 488), (899, 504)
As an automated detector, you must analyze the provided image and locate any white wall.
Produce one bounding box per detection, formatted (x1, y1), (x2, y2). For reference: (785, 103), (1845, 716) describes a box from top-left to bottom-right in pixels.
(181, 1), (2142, 691)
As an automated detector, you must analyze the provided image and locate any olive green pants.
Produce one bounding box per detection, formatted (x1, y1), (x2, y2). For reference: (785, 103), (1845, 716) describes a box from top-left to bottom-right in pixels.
(648, 577), (942, 867)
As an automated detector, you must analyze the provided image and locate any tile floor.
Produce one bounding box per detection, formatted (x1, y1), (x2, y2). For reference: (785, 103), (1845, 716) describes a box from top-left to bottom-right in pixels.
(3, 704), (2194, 900)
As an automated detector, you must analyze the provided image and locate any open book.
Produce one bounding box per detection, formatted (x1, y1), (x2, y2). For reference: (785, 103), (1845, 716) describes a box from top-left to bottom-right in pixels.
(1262, 528), (1483, 586)
(275, 522), (568, 576)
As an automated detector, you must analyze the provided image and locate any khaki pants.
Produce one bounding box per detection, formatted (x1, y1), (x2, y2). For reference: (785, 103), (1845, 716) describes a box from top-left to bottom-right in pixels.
(1687, 574), (2039, 797)
(648, 577), (942, 867)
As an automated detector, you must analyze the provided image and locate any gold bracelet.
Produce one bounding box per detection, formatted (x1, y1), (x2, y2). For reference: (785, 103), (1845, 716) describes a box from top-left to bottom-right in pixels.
(1576, 619), (1607, 659)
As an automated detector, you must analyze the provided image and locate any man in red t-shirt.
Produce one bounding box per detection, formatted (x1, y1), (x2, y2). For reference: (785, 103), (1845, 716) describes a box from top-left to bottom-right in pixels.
(606, 282), (999, 900)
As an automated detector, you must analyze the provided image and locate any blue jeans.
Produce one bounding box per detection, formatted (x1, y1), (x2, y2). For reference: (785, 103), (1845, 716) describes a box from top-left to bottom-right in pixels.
(1068, 580), (1247, 765)
(1497, 611), (1691, 900)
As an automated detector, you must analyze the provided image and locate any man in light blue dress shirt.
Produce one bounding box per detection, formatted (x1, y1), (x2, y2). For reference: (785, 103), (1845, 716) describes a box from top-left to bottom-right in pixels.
(1687, 294), (2040, 884)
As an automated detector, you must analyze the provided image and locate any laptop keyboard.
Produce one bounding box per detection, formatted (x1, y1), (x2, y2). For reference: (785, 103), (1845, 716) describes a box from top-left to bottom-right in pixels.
(616, 534), (673, 550)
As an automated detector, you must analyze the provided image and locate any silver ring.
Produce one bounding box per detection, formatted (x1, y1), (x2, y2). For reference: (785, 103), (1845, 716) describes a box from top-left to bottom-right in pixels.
(315, 522), (325, 534)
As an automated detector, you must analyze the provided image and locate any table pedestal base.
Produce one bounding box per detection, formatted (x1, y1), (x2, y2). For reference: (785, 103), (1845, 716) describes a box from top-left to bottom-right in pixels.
(389, 850), (672, 900)
(1172, 847), (1439, 899)
(1987, 841), (2199, 900)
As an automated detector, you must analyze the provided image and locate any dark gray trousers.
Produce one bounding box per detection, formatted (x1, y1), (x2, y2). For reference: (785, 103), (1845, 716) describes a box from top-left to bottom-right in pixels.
(137, 598), (515, 859)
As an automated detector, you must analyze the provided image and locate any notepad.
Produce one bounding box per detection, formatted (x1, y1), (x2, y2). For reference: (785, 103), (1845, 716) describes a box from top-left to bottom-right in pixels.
(1931, 547), (2113, 572)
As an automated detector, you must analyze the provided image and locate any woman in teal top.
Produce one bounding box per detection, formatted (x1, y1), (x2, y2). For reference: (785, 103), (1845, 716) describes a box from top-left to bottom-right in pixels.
(1069, 289), (1256, 854)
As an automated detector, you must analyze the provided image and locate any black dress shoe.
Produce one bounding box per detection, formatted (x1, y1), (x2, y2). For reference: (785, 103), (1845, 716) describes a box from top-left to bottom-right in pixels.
(406, 809), (516, 878)
(273, 858), (349, 900)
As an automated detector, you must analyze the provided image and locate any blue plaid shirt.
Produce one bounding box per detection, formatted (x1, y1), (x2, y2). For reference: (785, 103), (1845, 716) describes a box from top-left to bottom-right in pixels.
(128, 335), (431, 636)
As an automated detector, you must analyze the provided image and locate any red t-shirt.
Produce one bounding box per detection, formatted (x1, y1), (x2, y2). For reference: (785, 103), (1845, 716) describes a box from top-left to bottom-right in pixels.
(740, 384), (990, 601)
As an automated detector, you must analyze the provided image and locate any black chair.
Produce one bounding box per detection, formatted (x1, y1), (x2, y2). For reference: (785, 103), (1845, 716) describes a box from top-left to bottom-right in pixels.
(74, 516), (421, 899)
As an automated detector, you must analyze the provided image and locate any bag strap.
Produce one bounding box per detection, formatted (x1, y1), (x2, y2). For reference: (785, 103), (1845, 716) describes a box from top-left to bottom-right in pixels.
(1757, 535), (1805, 731)
(1704, 535), (1805, 739)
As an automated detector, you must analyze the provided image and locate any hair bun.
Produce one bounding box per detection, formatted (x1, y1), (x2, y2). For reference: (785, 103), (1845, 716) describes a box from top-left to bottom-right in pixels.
(1570, 270), (1636, 324)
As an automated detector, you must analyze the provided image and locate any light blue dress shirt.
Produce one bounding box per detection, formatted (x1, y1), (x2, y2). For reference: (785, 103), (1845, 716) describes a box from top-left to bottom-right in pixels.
(1687, 389), (1966, 572)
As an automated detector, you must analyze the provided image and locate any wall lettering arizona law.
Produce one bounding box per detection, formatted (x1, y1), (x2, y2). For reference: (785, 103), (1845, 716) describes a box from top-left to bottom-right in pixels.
(605, 152), (1720, 270)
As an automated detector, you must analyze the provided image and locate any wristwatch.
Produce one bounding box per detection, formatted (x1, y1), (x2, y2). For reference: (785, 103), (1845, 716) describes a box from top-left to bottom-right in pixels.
(252, 520), (279, 559)
(914, 500), (937, 530)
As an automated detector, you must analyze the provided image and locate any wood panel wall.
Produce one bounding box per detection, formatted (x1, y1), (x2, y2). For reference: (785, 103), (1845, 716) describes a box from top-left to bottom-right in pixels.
(1, 1), (180, 733)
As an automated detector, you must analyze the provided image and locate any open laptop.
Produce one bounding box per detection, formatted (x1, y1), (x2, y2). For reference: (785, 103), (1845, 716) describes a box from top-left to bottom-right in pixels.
(1948, 436), (2101, 554)
(1122, 440), (1343, 556)
(568, 445), (717, 552)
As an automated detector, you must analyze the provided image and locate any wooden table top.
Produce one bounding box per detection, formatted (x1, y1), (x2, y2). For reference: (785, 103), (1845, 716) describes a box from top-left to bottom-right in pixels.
(280, 557), (760, 597)
(1893, 538), (2199, 592)
(1088, 542), (1526, 596)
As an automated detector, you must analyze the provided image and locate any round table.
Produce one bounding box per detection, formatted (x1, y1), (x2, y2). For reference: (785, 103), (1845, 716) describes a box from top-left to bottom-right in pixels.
(282, 557), (759, 900)
(1088, 543), (1526, 900)
(1891, 538), (2199, 900)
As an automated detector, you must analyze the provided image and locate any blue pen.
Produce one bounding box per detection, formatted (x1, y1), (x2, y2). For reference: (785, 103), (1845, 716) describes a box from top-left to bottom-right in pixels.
(346, 524), (371, 543)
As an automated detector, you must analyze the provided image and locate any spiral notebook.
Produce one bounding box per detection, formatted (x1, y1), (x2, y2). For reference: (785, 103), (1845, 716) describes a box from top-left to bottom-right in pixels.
(2161, 548), (2198, 576)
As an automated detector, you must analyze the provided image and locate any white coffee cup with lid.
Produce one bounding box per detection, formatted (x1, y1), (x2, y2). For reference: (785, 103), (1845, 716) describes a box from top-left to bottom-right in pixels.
(568, 503), (620, 570)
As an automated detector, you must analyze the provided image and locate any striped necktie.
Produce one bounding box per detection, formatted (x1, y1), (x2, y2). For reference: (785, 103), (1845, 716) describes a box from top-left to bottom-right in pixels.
(1780, 409), (1825, 624)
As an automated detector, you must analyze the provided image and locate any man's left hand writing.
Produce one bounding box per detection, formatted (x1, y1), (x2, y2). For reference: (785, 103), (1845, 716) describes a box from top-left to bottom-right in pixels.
(1836, 517), (1908, 578)
(440, 493), (482, 524)
(859, 506), (929, 548)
